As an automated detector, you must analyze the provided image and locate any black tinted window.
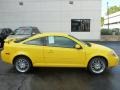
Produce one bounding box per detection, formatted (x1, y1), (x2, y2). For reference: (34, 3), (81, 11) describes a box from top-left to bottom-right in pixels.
(25, 38), (44, 45)
(33, 28), (40, 33)
(47, 36), (76, 48)
(71, 19), (90, 32)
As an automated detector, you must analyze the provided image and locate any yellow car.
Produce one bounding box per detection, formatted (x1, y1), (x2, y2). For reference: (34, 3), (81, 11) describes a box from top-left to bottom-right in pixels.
(1, 33), (119, 74)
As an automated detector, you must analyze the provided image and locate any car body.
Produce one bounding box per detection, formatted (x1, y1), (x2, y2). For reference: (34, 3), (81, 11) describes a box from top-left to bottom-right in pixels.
(6, 26), (40, 40)
(0, 28), (13, 48)
(1, 33), (119, 74)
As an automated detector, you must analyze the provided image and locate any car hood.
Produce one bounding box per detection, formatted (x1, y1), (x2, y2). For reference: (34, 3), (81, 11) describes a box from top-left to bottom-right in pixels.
(89, 43), (113, 52)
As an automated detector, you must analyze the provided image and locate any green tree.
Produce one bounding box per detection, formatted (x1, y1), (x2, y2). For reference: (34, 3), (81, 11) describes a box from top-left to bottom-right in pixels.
(101, 17), (104, 26)
(107, 6), (120, 15)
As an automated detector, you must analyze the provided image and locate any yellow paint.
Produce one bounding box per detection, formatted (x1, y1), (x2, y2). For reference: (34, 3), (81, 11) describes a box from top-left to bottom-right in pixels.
(1, 33), (119, 68)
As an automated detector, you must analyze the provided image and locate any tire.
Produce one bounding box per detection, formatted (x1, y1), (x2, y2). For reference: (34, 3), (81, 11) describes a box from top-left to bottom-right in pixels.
(14, 56), (32, 73)
(88, 57), (107, 74)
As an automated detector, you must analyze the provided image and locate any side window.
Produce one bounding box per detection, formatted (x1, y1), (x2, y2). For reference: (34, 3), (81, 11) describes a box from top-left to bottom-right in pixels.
(24, 37), (45, 46)
(47, 36), (76, 48)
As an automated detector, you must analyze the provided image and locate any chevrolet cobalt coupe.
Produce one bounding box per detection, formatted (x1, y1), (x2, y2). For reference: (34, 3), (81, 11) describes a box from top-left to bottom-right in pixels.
(1, 33), (119, 74)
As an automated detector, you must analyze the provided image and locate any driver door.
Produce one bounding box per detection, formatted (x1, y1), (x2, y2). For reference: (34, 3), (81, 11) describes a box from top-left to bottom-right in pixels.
(43, 36), (85, 67)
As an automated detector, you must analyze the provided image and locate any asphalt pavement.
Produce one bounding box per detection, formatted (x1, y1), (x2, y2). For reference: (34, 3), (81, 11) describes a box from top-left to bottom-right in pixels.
(0, 41), (120, 90)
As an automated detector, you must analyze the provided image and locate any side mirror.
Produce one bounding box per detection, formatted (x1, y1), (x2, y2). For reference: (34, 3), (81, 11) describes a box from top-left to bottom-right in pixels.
(75, 44), (82, 49)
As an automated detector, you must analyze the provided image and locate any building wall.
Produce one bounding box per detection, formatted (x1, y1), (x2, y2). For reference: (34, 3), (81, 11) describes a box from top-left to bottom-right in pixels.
(104, 11), (120, 29)
(0, 0), (101, 40)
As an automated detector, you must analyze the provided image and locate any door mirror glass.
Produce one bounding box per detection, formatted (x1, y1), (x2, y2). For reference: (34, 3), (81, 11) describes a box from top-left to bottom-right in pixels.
(75, 44), (82, 49)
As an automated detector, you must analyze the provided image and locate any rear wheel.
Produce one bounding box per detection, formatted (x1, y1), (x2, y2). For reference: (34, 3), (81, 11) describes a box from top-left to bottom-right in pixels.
(88, 57), (107, 74)
(14, 56), (32, 73)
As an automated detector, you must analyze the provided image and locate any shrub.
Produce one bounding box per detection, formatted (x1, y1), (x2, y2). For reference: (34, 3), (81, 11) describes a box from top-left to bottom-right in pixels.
(101, 28), (120, 35)
(101, 29), (113, 35)
(112, 28), (120, 35)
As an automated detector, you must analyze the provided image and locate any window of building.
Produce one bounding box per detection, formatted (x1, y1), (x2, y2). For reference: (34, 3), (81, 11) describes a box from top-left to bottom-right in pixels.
(71, 19), (90, 32)
(46, 36), (76, 48)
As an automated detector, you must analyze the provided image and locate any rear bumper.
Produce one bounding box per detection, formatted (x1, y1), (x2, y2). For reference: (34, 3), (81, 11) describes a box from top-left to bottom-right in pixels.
(1, 50), (12, 64)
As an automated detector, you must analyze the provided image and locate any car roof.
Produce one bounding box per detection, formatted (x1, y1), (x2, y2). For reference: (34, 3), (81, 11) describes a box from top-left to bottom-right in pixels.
(16, 26), (40, 33)
(29, 33), (68, 39)
(19, 26), (37, 28)
(39, 33), (68, 36)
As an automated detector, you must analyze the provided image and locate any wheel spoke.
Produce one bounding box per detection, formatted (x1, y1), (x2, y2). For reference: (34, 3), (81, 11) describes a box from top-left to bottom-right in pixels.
(15, 58), (30, 73)
(90, 58), (106, 74)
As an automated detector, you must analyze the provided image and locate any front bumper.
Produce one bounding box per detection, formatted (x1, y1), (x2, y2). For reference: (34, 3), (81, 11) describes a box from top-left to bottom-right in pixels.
(108, 55), (119, 67)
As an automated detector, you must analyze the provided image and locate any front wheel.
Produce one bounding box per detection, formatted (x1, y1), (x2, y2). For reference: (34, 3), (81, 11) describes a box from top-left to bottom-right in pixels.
(88, 57), (107, 74)
(14, 57), (32, 73)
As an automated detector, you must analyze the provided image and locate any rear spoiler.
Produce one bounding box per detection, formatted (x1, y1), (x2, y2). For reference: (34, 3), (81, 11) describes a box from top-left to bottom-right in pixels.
(4, 39), (15, 44)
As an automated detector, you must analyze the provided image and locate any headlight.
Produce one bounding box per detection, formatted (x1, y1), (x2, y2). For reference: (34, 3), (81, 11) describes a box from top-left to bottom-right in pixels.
(109, 51), (117, 57)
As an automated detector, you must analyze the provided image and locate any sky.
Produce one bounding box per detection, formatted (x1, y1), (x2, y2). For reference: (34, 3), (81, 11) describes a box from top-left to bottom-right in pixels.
(102, 0), (120, 17)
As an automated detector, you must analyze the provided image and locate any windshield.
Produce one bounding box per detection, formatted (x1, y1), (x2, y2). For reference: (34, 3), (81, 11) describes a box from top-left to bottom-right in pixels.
(69, 35), (91, 46)
(14, 29), (32, 35)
